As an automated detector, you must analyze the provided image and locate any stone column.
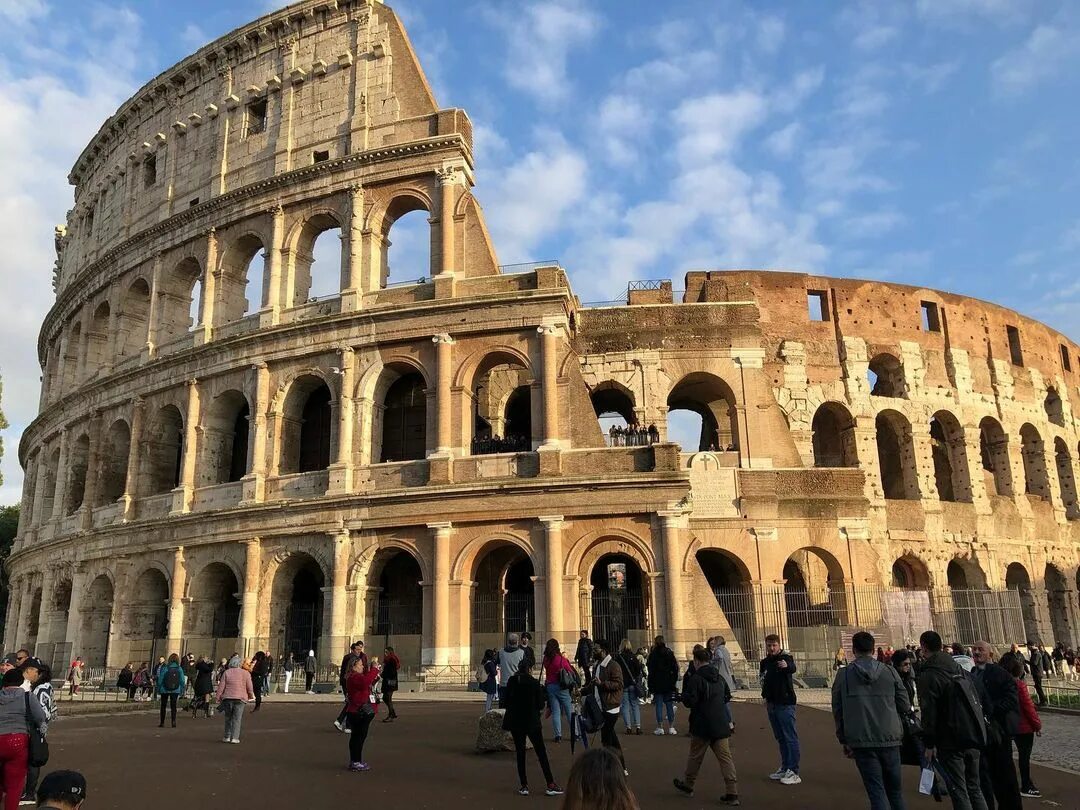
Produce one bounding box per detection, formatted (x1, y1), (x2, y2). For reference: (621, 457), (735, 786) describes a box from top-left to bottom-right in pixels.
(239, 538), (261, 657)
(75, 307), (91, 383)
(428, 522), (452, 667)
(80, 412), (103, 531)
(50, 429), (70, 521)
(172, 379), (201, 514)
(433, 334), (454, 454)
(538, 324), (561, 449)
(65, 565), (88, 661)
(145, 253), (163, 358)
(196, 227), (219, 344)
(730, 348), (768, 468)
(3, 580), (21, 652)
(166, 547), (187, 654)
(240, 362), (270, 505)
(104, 286), (121, 374)
(35, 567), (56, 657)
(659, 511), (688, 651)
(261, 205), (285, 326)
(121, 397), (145, 520)
(540, 516), (565, 639)
(436, 168), (457, 277)
(30, 446), (50, 528)
(329, 349), (356, 494)
(342, 184), (364, 311)
(328, 531), (351, 655)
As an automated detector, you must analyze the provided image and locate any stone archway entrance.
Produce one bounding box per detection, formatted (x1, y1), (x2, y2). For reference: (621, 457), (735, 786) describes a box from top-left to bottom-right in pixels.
(589, 554), (648, 649)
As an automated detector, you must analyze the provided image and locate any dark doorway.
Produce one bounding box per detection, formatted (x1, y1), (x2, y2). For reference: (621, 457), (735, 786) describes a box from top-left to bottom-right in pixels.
(298, 385), (332, 472)
(381, 373), (426, 462)
(285, 561), (324, 659)
(590, 554), (646, 644)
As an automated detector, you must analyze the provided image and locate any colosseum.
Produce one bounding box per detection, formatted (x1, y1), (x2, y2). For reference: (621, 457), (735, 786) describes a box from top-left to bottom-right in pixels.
(7, 0), (1080, 682)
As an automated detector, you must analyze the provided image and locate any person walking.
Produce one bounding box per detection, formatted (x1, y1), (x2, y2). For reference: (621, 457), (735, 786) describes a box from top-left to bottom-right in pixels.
(672, 645), (739, 806)
(616, 639), (643, 736)
(335, 641), (364, 731)
(134, 662), (151, 701)
(18, 659), (53, 806)
(116, 664), (134, 701)
(1025, 642), (1046, 706)
(502, 659), (563, 796)
(180, 654), (196, 697)
(999, 656), (1041, 798)
(588, 639), (627, 775)
(150, 656), (165, 697)
(711, 636), (737, 695)
(343, 656), (381, 771)
(156, 654), (186, 728)
(65, 659), (82, 697)
(381, 646), (400, 722)
(0, 667), (46, 810)
(970, 642), (1021, 810)
(479, 649), (499, 713)
(646, 635), (680, 735)
(917, 630), (988, 810)
(540, 639), (574, 742)
(304, 650), (317, 693)
(250, 652), (269, 712)
(562, 748), (639, 810)
(497, 633), (525, 704)
(575, 630), (594, 675)
(192, 656), (214, 717)
(760, 633), (800, 785)
(215, 655), (255, 744)
(831, 631), (910, 810)
(281, 653), (294, 694)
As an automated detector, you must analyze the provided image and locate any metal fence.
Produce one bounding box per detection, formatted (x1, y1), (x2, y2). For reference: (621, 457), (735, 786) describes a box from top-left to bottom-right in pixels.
(472, 594), (535, 635)
(372, 598), (423, 635)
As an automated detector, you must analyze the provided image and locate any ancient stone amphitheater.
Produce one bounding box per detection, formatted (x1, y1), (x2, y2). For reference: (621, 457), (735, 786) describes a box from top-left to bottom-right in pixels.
(8, 0), (1080, 679)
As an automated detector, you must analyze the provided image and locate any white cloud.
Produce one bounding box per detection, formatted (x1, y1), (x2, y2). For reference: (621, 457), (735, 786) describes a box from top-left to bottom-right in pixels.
(0, 0), (46, 25)
(1062, 220), (1080, 251)
(180, 23), (207, 50)
(772, 67), (826, 114)
(916, 0), (1030, 26)
(991, 20), (1080, 95)
(594, 94), (653, 167)
(672, 91), (767, 166)
(755, 15), (786, 54)
(841, 210), (905, 239)
(902, 60), (961, 93)
(765, 122), (802, 159)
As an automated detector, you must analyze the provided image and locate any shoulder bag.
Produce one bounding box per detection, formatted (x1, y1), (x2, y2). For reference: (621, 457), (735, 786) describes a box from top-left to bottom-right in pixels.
(24, 692), (49, 768)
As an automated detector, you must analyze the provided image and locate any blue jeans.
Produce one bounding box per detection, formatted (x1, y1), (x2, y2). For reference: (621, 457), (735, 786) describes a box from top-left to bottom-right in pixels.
(545, 683), (572, 738)
(620, 686), (641, 729)
(766, 702), (800, 773)
(654, 692), (676, 727)
(853, 747), (905, 810)
(483, 690), (496, 712)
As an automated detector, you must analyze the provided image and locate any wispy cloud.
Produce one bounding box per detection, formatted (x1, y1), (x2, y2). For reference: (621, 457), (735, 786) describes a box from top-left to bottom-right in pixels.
(991, 17), (1080, 96)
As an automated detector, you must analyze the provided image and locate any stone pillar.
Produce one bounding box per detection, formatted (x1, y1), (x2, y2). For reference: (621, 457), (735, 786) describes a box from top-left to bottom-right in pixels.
(433, 334), (454, 454)
(261, 205), (285, 326)
(35, 568), (56, 657)
(30, 446), (50, 528)
(329, 349), (355, 494)
(242, 362), (270, 504)
(659, 512), (688, 652)
(104, 286), (121, 375)
(436, 168), (457, 277)
(342, 184), (364, 311)
(730, 348), (768, 468)
(540, 516), (565, 639)
(3, 580), (21, 652)
(166, 547), (187, 654)
(427, 522), (452, 667)
(75, 307), (91, 383)
(239, 538), (261, 657)
(172, 379), (201, 514)
(80, 412), (103, 530)
(104, 562), (129, 669)
(65, 565), (88, 661)
(121, 397), (145, 520)
(50, 429), (70, 521)
(196, 227), (218, 344)
(14, 579), (33, 651)
(538, 324), (561, 449)
(328, 531), (351, 655)
(145, 253), (162, 357)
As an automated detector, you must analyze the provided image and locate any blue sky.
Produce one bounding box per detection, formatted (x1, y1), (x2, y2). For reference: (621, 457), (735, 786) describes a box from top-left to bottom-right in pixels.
(1, 0), (1079, 502)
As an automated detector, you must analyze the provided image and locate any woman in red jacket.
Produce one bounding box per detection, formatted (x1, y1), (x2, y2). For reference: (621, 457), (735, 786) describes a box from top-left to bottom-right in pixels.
(1002, 656), (1041, 798)
(344, 657), (382, 771)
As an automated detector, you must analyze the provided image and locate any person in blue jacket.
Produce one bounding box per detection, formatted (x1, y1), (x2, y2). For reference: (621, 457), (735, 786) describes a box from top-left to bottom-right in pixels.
(156, 653), (187, 728)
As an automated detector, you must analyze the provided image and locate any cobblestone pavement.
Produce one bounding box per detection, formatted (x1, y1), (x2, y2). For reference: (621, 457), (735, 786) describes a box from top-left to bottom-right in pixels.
(1028, 712), (1080, 774)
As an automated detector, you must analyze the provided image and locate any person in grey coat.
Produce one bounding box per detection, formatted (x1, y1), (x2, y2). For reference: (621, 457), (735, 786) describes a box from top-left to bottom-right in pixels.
(832, 631), (911, 810)
(709, 636), (737, 694)
(498, 633), (526, 702)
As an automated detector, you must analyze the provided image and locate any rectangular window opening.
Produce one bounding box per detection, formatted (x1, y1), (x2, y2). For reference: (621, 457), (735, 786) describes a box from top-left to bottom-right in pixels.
(313, 150), (330, 164)
(247, 98), (268, 136)
(142, 155), (157, 189)
(920, 301), (941, 332)
(1061, 344), (1072, 372)
(1006, 325), (1024, 366)
(189, 198), (200, 208)
(807, 290), (829, 322)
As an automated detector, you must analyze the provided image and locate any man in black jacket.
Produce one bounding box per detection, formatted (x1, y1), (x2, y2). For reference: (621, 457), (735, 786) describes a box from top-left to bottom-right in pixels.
(916, 631), (988, 810)
(673, 645), (738, 806)
(1025, 641), (1046, 705)
(574, 630), (593, 674)
(760, 634), (800, 785)
(971, 642), (1021, 810)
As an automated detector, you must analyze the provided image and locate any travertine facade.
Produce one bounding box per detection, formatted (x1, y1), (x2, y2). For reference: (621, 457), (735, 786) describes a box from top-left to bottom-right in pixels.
(7, 0), (1080, 675)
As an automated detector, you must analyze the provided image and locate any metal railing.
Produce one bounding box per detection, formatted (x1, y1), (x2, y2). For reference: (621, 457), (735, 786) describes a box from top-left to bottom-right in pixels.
(497, 261), (559, 273)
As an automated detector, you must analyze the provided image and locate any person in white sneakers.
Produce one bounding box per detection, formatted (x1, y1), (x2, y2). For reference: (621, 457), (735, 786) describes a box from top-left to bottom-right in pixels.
(760, 634), (801, 785)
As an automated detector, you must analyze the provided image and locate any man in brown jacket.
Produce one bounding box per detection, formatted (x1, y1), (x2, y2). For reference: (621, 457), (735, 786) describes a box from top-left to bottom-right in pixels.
(588, 639), (628, 774)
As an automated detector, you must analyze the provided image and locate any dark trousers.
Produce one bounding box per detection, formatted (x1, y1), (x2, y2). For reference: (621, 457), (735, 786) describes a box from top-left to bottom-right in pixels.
(346, 711), (374, 763)
(159, 693), (178, 725)
(1013, 733), (1036, 792)
(853, 747), (905, 810)
(1030, 674), (1046, 704)
(305, 672), (314, 691)
(253, 681), (262, 710)
(383, 688), (397, 719)
(512, 727), (554, 788)
(24, 764), (39, 800)
(336, 679), (349, 724)
(937, 748), (988, 810)
(600, 712), (625, 767)
(980, 736), (1021, 810)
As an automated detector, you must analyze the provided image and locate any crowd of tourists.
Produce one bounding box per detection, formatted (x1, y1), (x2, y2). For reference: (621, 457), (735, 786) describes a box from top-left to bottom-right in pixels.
(606, 424), (661, 447)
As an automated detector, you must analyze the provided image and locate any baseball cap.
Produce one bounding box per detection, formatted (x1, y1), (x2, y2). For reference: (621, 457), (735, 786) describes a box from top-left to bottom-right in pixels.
(0, 654), (17, 667)
(20, 657), (44, 671)
(37, 769), (87, 803)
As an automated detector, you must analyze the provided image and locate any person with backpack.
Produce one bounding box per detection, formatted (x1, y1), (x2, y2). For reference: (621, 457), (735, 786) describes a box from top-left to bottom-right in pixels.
(540, 639), (575, 742)
(498, 633), (525, 703)
(1000, 655), (1041, 798)
(832, 631), (911, 810)
(304, 650), (317, 693)
(617, 639), (643, 736)
(156, 654), (186, 728)
(0, 668), (47, 810)
(916, 631), (988, 810)
(760, 634), (800, 786)
(18, 659), (54, 806)
(134, 663), (151, 700)
(647, 635), (680, 736)
(215, 655), (255, 744)
(672, 645), (738, 805)
(970, 642), (1021, 810)
(478, 649), (499, 713)
(502, 659), (563, 796)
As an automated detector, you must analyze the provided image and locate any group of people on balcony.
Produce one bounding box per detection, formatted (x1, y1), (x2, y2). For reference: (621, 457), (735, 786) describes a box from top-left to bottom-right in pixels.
(470, 433), (531, 455)
(606, 423), (660, 447)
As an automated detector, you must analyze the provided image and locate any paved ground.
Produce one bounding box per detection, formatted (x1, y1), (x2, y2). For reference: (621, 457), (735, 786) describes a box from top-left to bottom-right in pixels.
(41, 700), (1078, 809)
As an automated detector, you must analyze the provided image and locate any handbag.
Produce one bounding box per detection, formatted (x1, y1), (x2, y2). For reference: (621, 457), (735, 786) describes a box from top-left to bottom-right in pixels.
(558, 662), (580, 691)
(23, 693), (49, 768)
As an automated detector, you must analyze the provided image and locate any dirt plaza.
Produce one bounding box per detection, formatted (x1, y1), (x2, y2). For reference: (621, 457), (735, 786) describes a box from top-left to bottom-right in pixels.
(40, 700), (1079, 808)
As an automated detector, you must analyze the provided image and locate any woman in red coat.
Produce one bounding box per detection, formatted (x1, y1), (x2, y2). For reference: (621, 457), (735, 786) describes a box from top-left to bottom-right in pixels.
(1002, 656), (1042, 798)
(344, 657), (381, 771)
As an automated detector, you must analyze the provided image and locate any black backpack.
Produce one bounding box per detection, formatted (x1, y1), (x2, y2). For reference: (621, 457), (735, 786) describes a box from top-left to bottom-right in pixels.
(946, 672), (987, 750)
(162, 666), (181, 692)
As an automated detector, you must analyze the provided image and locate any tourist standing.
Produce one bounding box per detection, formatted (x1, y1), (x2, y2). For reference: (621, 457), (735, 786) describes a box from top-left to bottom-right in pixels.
(181, 653), (196, 697)
(673, 645), (738, 805)
(831, 631), (910, 810)
(156, 654), (186, 728)
(335, 641), (364, 731)
(589, 639), (627, 774)
(0, 667), (46, 810)
(540, 639), (574, 742)
(150, 656), (165, 696)
(760, 633), (800, 785)
(250, 652), (269, 712)
(616, 639), (642, 735)
(575, 630), (594, 675)
(216, 655), (255, 744)
(647, 635), (680, 735)
(498, 633), (525, 703)
(519, 633), (536, 671)
(381, 646), (400, 722)
(502, 660), (563, 796)
(343, 656), (381, 771)
(134, 662), (151, 700)
(480, 649), (499, 713)
(19, 659), (53, 806)
(304, 650), (317, 693)
(971, 642), (1021, 810)
(562, 748), (639, 810)
(66, 659), (82, 697)
(1026, 642), (1046, 705)
(117, 664), (134, 700)
(193, 656), (214, 717)
(709, 636), (737, 694)
(1000, 656), (1041, 798)
(281, 653), (294, 694)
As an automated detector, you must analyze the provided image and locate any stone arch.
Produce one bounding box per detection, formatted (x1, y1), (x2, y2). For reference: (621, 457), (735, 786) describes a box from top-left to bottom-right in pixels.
(591, 381), (638, 445)
(1019, 423), (1051, 500)
(1053, 437), (1079, 518)
(456, 347), (534, 453)
(666, 371), (740, 452)
(80, 574), (113, 667)
(350, 539), (433, 589)
(367, 547), (425, 640)
(930, 410), (972, 503)
(374, 364), (429, 463)
(96, 418), (131, 506)
(120, 567), (169, 642)
(183, 561), (241, 641)
(468, 537), (537, 640)
(118, 277), (151, 358)
(369, 191), (435, 287)
(141, 405), (184, 496)
(811, 401), (858, 467)
(782, 546), (849, 626)
(200, 389), (251, 485)
(278, 373), (333, 475)
(63, 433), (91, 515)
(1044, 563), (1072, 646)
(947, 557), (987, 589)
(451, 532), (538, 583)
(1006, 562), (1040, 644)
(266, 551), (328, 659)
(979, 416), (1013, 497)
(876, 409), (919, 500)
(290, 210), (344, 304)
(868, 353), (906, 398)
(85, 301), (110, 376)
(216, 232), (266, 324)
(156, 256), (202, 344)
(1045, 386), (1065, 427)
(566, 528), (657, 580)
(892, 554), (931, 589)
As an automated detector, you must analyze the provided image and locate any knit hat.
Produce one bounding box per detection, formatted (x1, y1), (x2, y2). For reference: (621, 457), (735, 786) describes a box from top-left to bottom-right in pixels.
(228, 655), (241, 668)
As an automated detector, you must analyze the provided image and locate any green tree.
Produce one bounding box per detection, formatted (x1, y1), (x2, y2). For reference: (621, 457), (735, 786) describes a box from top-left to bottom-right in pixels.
(0, 376), (7, 486)
(0, 505), (18, 639)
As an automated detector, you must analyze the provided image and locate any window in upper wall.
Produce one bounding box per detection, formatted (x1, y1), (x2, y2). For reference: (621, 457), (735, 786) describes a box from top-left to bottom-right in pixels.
(807, 290), (829, 322)
(189, 198), (200, 208)
(313, 150), (330, 164)
(1061, 344), (1072, 372)
(1006, 325), (1024, 366)
(85, 210), (94, 235)
(143, 155), (157, 188)
(920, 301), (941, 332)
(246, 98), (267, 137)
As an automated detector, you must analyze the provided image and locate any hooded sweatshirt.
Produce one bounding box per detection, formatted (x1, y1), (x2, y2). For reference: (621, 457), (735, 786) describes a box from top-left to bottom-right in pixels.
(0, 685), (47, 735)
(216, 656), (255, 702)
(497, 643), (525, 687)
(681, 663), (733, 742)
(831, 655), (910, 749)
(916, 650), (965, 750)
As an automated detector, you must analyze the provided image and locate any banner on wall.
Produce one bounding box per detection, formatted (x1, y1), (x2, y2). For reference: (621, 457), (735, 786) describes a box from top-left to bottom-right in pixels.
(607, 563), (627, 591)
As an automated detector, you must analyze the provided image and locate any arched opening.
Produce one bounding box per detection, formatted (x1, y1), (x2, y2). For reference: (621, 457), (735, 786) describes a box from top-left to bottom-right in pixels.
(272, 554), (326, 660)
(876, 410), (918, 500)
(811, 402), (858, 467)
(142, 405), (184, 496)
(80, 575), (113, 667)
(64, 433), (90, 515)
(589, 553), (647, 647)
(1020, 423), (1050, 500)
(280, 376), (333, 474)
(41, 448), (60, 517)
(471, 544), (535, 649)
(201, 390), (250, 485)
(96, 419), (131, 506)
(379, 372), (427, 462)
(947, 558), (994, 644)
(1044, 564), (1072, 646)
(294, 216), (343, 303)
(591, 383), (640, 447)
(62, 322), (81, 390)
(1045, 387), (1065, 427)
(45, 580), (73, 667)
(695, 549), (756, 657)
(979, 416), (1013, 497)
(118, 278), (150, 358)
(184, 563), (241, 645)
(382, 201), (432, 287)
(372, 551), (424, 639)
(216, 234), (265, 323)
(783, 548), (848, 628)
(892, 555), (931, 589)
(120, 569), (169, 659)
(931, 411), (972, 503)
(667, 372), (739, 452)
(156, 258), (202, 345)
(868, 353), (905, 398)
(468, 352), (532, 454)
(85, 301), (110, 377)
(1006, 562), (1040, 644)
(1053, 438), (1079, 518)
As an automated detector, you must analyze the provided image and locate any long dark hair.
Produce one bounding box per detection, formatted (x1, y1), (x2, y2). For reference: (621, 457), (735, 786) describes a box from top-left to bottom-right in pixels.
(543, 638), (561, 661)
(563, 748), (640, 810)
(34, 663), (53, 687)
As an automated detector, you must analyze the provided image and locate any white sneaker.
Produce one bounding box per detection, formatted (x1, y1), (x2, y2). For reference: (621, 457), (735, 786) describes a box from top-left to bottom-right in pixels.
(229, 739), (240, 744)
(769, 768), (786, 780)
(653, 727), (666, 736)
(333, 720), (343, 731)
(344, 727), (352, 734)
(779, 771), (801, 786)
(667, 727), (677, 735)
